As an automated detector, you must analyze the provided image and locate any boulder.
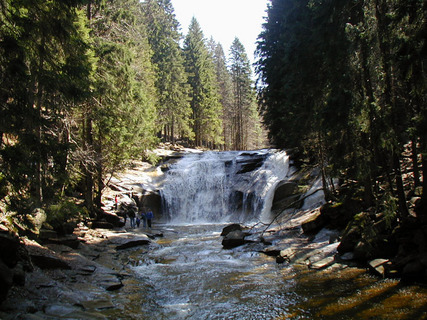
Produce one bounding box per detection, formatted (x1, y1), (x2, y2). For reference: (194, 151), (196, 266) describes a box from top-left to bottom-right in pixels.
(90, 221), (115, 229)
(44, 234), (80, 250)
(221, 223), (243, 236)
(25, 208), (47, 235)
(273, 181), (299, 202)
(0, 260), (13, 301)
(116, 238), (151, 250)
(276, 248), (296, 264)
(222, 230), (247, 249)
(262, 246), (281, 257)
(310, 256), (335, 270)
(0, 231), (22, 268)
(235, 153), (267, 174)
(30, 255), (71, 270)
(99, 211), (123, 228)
(368, 259), (389, 278)
(320, 200), (362, 230)
(302, 210), (326, 234)
(24, 238), (70, 270)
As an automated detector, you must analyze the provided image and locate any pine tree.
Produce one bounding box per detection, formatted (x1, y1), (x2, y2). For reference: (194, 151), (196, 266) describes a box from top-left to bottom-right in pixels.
(229, 37), (258, 150)
(79, 0), (158, 212)
(141, 0), (192, 144)
(0, 0), (93, 206)
(210, 41), (233, 150)
(183, 18), (223, 148)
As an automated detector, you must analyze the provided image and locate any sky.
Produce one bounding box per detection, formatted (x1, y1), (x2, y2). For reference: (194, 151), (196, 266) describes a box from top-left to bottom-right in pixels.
(171, 0), (270, 67)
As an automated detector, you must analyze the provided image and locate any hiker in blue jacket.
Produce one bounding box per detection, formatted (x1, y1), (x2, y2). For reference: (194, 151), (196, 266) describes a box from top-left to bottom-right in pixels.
(146, 209), (154, 229)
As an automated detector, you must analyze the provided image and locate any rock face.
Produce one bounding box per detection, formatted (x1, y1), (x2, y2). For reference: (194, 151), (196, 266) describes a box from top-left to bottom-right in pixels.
(0, 226), (32, 302)
(271, 181), (301, 212)
(235, 153), (268, 174)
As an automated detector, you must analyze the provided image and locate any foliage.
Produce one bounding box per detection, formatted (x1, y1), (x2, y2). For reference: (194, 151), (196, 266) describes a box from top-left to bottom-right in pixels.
(256, 0), (426, 216)
(0, 0), (268, 216)
(45, 198), (88, 233)
(183, 18), (223, 148)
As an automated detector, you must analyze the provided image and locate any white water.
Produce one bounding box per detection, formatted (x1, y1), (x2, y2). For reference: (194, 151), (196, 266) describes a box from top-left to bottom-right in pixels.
(160, 150), (289, 224)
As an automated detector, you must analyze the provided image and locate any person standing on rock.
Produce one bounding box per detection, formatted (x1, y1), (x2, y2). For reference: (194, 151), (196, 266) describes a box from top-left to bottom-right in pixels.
(114, 195), (119, 210)
(128, 207), (136, 228)
(146, 209), (153, 229)
(140, 209), (147, 228)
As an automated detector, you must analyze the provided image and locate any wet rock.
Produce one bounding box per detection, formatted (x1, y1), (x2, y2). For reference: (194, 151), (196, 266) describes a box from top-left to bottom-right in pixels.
(116, 238), (150, 250)
(273, 181), (299, 201)
(222, 230), (247, 249)
(81, 298), (114, 311)
(276, 248), (296, 264)
(44, 234), (80, 249)
(43, 304), (86, 318)
(99, 211), (123, 228)
(221, 223), (243, 236)
(368, 259), (389, 278)
(301, 210), (326, 234)
(310, 256), (335, 270)
(262, 246), (281, 257)
(90, 221), (115, 229)
(30, 255), (71, 270)
(235, 153), (267, 174)
(78, 265), (97, 275)
(98, 274), (123, 291)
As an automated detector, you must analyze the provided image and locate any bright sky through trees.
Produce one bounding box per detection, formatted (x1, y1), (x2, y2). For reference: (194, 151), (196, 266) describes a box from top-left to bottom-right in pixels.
(171, 0), (269, 66)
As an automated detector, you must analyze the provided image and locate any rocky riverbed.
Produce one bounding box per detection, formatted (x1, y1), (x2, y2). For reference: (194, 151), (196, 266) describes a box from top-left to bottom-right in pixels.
(0, 222), (165, 319)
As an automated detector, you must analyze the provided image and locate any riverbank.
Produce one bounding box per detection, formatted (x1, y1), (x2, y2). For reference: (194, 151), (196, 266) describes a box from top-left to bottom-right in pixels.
(0, 223), (163, 319)
(2, 216), (427, 319)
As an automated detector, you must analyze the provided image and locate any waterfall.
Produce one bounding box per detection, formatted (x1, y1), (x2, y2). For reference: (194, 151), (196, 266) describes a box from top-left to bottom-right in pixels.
(160, 150), (289, 224)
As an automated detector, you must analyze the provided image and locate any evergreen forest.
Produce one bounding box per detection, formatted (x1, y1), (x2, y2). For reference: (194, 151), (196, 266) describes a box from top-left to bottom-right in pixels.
(0, 0), (265, 215)
(257, 0), (426, 263)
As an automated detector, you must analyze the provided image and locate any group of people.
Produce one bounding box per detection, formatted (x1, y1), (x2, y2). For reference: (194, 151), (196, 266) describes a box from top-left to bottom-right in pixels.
(115, 194), (154, 229)
(130, 209), (154, 229)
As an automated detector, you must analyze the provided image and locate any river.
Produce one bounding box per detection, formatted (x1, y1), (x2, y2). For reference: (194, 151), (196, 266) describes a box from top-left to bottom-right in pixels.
(104, 150), (427, 319)
(105, 224), (427, 319)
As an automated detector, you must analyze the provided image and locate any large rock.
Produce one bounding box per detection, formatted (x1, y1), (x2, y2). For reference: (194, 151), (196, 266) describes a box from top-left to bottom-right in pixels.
(273, 182), (299, 202)
(320, 200), (363, 230)
(140, 191), (162, 219)
(221, 223), (243, 236)
(235, 153), (268, 174)
(116, 238), (151, 250)
(99, 211), (124, 228)
(0, 260), (13, 302)
(271, 181), (303, 212)
(302, 210), (326, 234)
(24, 238), (71, 270)
(30, 255), (71, 270)
(222, 230), (247, 249)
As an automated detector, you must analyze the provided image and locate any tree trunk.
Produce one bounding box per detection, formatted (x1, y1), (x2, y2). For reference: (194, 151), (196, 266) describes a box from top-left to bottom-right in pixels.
(83, 113), (94, 216)
(412, 140), (420, 187)
(393, 153), (409, 218)
(417, 152), (427, 216)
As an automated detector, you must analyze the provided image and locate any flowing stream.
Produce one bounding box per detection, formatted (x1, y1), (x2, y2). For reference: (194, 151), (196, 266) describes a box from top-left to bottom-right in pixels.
(107, 151), (427, 319)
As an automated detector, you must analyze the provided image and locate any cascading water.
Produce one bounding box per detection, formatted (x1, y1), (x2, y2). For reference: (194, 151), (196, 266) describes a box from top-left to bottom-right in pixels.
(160, 150), (289, 224)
